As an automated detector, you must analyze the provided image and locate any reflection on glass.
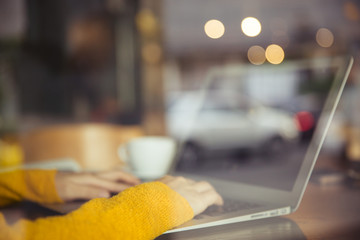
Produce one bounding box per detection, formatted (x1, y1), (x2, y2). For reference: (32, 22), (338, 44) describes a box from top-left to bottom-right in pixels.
(343, 1), (360, 21)
(316, 28), (334, 48)
(167, 58), (338, 191)
(241, 17), (262, 37)
(271, 30), (290, 48)
(270, 18), (288, 33)
(265, 44), (285, 64)
(247, 46), (266, 65)
(142, 42), (162, 64)
(135, 9), (158, 36)
(204, 19), (225, 39)
(294, 111), (315, 132)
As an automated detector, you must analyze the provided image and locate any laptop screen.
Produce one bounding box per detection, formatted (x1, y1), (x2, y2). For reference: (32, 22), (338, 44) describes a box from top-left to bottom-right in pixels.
(166, 57), (351, 191)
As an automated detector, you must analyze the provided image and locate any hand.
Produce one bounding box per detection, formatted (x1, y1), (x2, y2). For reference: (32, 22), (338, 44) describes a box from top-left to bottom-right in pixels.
(159, 175), (223, 215)
(55, 170), (140, 201)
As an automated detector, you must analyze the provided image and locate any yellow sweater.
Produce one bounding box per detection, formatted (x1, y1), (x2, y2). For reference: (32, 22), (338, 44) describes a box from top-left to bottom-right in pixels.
(0, 169), (194, 240)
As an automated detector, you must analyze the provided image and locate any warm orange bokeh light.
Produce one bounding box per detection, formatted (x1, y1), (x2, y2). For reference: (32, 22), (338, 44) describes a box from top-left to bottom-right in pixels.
(316, 28), (334, 48)
(241, 17), (262, 37)
(265, 44), (285, 64)
(344, 1), (360, 21)
(204, 19), (225, 39)
(247, 46), (266, 65)
(142, 42), (162, 64)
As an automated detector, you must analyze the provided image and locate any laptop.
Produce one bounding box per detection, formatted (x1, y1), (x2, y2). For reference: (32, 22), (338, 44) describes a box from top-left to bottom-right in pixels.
(41, 56), (353, 234)
(163, 55), (353, 233)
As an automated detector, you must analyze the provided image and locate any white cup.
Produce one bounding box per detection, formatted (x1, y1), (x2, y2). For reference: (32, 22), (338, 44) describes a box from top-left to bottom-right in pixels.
(118, 136), (177, 180)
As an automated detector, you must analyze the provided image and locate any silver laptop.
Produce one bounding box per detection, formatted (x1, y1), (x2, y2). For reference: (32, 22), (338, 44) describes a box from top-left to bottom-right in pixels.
(41, 56), (353, 234)
(163, 56), (353, 233)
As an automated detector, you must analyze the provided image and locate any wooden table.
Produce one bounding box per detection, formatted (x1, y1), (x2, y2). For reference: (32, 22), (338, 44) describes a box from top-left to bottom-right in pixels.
(286, 175), (360, 239)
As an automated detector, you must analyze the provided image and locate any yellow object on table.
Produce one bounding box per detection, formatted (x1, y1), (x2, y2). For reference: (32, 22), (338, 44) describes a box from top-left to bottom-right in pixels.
(0, 140), (23, 168)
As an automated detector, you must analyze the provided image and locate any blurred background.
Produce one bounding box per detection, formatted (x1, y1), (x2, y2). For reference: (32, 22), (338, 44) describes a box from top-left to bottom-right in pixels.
(0, 0), (359, 172)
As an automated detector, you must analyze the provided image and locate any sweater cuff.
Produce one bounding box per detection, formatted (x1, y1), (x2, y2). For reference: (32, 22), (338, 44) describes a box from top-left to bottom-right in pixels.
(154, 181), (195, 224)
(24, 169), (63, 203)
(108, 181), (195, 237)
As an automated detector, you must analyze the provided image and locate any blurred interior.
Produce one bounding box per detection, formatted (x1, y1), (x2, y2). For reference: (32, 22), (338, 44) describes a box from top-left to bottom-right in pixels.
(0, 0), (359, 176)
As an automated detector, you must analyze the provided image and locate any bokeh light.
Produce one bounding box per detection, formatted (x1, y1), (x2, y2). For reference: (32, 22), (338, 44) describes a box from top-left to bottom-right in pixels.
(247, 46), (266, 65)
(241, 17), (262, 37)
(142, 42), (162, 64)
(343, 1), (360, 21)
(265, 44), (285, 64)
(316, 28), (334, 48)
(204, 19), (225, 39)
(135, 9), (158, 37)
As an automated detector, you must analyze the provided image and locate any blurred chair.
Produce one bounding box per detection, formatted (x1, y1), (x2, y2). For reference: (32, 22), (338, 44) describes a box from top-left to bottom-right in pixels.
(19, 123), (144, 171)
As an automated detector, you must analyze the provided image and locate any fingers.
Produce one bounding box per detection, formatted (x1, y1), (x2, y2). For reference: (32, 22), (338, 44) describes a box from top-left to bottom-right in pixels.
(95, 170), (140, 185)
(159, 175), (195, 185)
(192, 181), (214, 193)
(55, 170), (141, 202)
(158, 175), (172, 184)
(192, 181), (223, 205)
(161, 176), (223, 215)
(66, 184), (111, 201)
(80, 174), (136, 193)
(202, 189), (224, 206)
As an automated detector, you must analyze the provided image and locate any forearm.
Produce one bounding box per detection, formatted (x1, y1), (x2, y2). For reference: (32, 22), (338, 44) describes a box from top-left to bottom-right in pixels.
(0, 169), (62, 207)
(1, 182), (194, 240)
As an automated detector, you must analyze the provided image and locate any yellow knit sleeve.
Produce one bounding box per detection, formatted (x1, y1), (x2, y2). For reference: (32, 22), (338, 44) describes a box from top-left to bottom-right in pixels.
(0, 169), (63, 207)
(1, 182), (194, 240)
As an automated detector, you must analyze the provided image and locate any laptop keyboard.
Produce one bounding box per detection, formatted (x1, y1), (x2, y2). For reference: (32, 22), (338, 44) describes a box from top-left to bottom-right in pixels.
(194, 198), (261, 219)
